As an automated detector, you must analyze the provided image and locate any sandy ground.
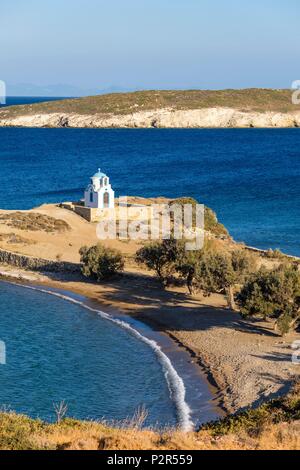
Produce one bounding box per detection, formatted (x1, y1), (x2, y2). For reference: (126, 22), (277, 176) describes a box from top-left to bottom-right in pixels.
(0, 203), (299, 414)
(0, 264), (298, 414)
(0, 203), (142, 261)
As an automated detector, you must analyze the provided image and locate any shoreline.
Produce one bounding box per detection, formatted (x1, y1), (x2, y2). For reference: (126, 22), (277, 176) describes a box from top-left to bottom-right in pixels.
(2, 108), (300, 129)
(0, 274), (222, 429)
(0, 265), (298, 418)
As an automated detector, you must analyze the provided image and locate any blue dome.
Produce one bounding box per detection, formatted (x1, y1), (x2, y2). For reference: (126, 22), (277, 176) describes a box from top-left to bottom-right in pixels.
(93, 168), (107, 178)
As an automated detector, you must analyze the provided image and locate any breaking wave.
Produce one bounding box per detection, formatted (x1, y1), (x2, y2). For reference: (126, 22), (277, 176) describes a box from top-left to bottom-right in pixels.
(10, 283), (194, 431)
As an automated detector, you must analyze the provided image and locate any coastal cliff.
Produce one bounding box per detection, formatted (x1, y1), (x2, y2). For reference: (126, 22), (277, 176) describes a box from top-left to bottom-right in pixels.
(1, 107), (300, 128)
(1, 89), (300, 128)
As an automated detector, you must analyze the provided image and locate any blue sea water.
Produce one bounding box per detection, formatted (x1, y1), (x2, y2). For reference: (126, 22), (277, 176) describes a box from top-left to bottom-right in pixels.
(0, 282), (179, 426)
(0, 126), (299, 255)
(2, 96), (68, 107)
(0, 99), (299, 425)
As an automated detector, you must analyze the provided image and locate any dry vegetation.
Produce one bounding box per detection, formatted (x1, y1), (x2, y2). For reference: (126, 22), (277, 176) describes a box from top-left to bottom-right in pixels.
(0, 232), (36, 245)
(0, 89), (298, 119)
(0, 212), (70, 233)
(0, 383), (299, 450)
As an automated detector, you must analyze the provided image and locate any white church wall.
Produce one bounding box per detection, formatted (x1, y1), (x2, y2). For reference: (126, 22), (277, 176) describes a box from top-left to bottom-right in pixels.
(84, 188), (99, 208)
(98, 188), (115, 209)
(84, 170), (115, 210)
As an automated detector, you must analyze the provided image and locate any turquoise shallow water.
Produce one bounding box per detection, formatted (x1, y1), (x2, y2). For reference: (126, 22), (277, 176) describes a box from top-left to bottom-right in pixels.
(0, 282), (180, 427)
(0, 127), (299, 255)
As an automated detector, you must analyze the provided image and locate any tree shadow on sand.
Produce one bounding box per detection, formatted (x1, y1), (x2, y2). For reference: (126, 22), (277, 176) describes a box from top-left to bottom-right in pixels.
(41, 270), (279, 337)
(251, 351), (293, 363)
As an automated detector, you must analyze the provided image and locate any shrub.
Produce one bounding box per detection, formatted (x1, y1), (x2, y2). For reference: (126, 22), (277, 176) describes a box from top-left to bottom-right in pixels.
(236, 264), (300, 335)
(0, 212), (70, 233)
(175, 248), (204, 294)
(79, 244), (124, 281)
(265, 248), (287, 259)
(193, 249), (257, 309)
(231, 249), (257, 281)
(0, 412), (46, 450)
(196, 252), (235, 294)
(202, 381), (300, 437)
(204, 207), (228, 237)
(175, 239), (217, 294)
(135, 239), (179, 285)
(170, 197), (229, 238)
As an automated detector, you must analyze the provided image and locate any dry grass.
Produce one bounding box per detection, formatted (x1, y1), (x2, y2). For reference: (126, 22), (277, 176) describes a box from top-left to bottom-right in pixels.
(0, 384), (299, 450)
(0, 232), (36, 245)
(0, 212), (70, 233)
(0, 89), (298, 119)
(4, 418), (298, 451)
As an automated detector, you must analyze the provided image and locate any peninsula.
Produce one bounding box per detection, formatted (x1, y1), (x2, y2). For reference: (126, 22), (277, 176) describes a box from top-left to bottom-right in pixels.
(0, 193), (299, 450)
(0, 196), (298, 413)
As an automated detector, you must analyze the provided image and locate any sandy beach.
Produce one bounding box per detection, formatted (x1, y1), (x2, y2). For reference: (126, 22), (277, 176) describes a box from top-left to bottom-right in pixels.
(0, 262), (298, 415)
(0, 202), (299, 416)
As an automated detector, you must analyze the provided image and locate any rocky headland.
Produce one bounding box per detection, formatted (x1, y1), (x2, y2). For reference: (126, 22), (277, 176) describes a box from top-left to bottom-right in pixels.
(1, 89), (300, 128)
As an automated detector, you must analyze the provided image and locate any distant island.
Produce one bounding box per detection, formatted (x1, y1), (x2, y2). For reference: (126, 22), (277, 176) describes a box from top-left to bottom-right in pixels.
(1, 89), (300, 128)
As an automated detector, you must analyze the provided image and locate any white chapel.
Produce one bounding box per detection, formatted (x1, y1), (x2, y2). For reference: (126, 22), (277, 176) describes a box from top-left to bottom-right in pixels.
(84, 169), (115, 209)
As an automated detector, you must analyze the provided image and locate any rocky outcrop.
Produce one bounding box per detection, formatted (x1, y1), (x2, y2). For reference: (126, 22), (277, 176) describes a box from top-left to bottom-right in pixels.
(0, 249), (81, 273)
(0, 107), (300, 128)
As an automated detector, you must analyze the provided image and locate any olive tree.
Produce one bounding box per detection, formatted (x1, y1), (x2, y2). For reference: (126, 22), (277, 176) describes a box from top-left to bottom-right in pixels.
(175, 239), (216, 294)
(236, 264), (300, 335)
(79, 244), (124, 281)
(194, 252), (235, 307)
(231, 249), (257, 281)
(194, 249), (257, 309)
(135, 238), (179, 285)
(175, 249), (203, 294)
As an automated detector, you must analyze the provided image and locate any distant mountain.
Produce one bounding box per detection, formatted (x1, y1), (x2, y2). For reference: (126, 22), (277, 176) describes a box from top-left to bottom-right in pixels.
(6, 83), (137, 97)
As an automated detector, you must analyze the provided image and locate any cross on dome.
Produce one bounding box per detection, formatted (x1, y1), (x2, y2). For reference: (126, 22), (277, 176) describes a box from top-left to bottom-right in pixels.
(93, 168), (107, 178)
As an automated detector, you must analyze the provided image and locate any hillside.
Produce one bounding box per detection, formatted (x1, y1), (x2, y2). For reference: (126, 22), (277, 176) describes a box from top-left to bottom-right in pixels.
(1, 383), (299, 450)
(1, 89), (298, 116)
(1, 89), (300, 128)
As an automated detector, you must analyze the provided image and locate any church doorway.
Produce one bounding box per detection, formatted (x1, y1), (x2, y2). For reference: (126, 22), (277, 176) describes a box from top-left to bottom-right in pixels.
(103, 192), (110, 208)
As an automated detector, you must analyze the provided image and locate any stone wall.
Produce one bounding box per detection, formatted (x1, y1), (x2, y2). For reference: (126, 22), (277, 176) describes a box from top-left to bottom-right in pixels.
(0, 249), (81, 273)
(74, 205), (98, 222)
(59, 202), (100, 222)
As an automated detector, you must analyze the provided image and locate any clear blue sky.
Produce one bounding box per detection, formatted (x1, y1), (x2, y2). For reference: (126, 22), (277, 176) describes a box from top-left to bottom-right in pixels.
(1, 0), (300, 95)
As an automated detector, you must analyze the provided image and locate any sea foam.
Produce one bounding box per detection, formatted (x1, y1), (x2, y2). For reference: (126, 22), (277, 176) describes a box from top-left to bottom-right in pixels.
(10, 282), (194, 431)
